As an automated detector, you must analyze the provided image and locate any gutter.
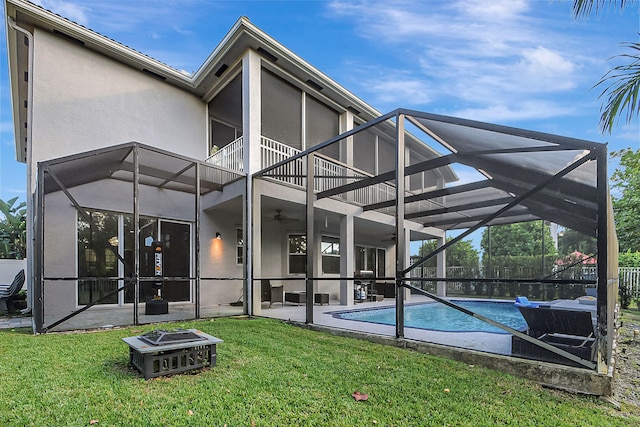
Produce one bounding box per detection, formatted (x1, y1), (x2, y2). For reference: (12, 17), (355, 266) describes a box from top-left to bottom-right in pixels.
(7, 17), (34, 329)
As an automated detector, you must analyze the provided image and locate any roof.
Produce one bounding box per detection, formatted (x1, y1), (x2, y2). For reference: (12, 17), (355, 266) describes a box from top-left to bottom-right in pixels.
(308, 109), (609, 236)
(4, 0), (397, 162)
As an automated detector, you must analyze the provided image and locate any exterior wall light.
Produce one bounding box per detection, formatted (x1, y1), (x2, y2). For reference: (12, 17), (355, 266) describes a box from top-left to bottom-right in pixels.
(216, 232), (222, 240)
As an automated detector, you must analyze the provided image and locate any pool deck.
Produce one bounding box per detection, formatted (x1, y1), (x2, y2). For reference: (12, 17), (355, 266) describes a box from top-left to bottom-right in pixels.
(261, 295), (516, 356)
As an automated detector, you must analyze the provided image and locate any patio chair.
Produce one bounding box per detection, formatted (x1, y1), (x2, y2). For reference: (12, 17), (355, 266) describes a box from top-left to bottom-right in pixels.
(261, 280), (283, 307)
(512, 305), (596, 367)
(0, 269), (25, 315)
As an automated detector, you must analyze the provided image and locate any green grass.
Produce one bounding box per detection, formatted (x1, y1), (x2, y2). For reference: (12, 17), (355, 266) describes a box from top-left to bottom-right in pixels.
(0, 317), (635, 426)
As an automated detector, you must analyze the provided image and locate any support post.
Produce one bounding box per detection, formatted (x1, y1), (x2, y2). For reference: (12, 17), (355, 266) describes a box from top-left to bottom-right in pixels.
(306, 153), (315, 324)
(395, 114), (406, 338)
(436, 235), (446, 296)
(340, 214), (354, 305)
(133, 146), (140, 325)
(195, 162), (201, 319)
(34, 165), (44, 333)
(595, 146), (609, 374)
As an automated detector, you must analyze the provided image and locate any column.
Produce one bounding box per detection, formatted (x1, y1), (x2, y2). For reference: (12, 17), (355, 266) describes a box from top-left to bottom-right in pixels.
(340, 214), (354, 305)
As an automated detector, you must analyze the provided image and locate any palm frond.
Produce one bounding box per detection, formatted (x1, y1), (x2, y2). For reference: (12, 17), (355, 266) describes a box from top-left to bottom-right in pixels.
(572, 0), (628, 19)
(595, 41), (640, 133)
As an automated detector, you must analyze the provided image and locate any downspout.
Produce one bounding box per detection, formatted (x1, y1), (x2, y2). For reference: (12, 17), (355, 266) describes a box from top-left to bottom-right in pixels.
(7, 18), (35, 327)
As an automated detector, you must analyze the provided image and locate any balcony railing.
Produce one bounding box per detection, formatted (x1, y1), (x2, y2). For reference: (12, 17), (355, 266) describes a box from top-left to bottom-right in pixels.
(205, 135), (398, 206)
(206, 136), (244, 172)
(261, 137), (396, 206)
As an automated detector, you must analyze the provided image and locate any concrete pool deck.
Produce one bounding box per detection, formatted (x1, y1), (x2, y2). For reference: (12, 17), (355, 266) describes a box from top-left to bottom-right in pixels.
(260, 295), (515, 356)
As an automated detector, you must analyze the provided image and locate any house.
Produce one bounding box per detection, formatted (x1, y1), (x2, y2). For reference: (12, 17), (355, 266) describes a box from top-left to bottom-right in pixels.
(4, 0), (457, 332)
(4, 0), (618, 380)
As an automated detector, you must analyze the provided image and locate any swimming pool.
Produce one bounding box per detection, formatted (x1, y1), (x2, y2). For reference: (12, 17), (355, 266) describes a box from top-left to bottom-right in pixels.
(333, 300), (527, 334)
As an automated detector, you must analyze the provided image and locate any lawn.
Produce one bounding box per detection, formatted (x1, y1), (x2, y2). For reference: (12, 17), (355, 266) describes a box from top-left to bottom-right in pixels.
(0, 317), (636, 426)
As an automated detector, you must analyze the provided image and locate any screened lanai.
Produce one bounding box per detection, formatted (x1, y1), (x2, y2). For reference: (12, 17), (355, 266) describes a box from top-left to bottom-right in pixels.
(33, 142), (245, 333)
(254, 108), (618, 375)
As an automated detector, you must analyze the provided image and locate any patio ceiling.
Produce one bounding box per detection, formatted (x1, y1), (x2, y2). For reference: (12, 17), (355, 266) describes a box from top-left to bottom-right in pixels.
(312, 109), (607, 237)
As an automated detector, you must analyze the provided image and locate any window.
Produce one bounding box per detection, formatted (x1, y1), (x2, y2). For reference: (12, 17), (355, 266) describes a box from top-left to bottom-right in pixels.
(306, 95), (340, 159)
(261, 69), (302, 149)
(209, 73), (243, 152)
(78, 210), (191, 305)
(77, 210), (119, 305)
(353, 125), (377, 174)
(288, 234), (306, 274)
(236, 228), (243, 265)
(321, 236), (340, 274)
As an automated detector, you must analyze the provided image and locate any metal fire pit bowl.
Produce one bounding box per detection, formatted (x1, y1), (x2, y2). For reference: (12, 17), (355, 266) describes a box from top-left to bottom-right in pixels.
(123, 329), (223, 379)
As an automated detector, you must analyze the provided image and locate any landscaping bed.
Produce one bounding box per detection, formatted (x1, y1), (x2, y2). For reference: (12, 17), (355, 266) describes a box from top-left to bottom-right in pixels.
(613, 305), (640, 413)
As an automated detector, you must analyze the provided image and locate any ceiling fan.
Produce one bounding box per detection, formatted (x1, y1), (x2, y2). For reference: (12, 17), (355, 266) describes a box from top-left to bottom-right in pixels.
(268, 209), (300, 224)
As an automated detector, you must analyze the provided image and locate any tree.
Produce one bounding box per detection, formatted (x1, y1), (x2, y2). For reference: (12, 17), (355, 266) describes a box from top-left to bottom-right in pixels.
(610, 148), (640, 252)
(418, 238), (479, 268)
(0, 197), (27, 259)
(480, 222), (557, 259)
(573, 0), (639, 133)
(480, 222), (558, 281)
(557, 228), (597, 257)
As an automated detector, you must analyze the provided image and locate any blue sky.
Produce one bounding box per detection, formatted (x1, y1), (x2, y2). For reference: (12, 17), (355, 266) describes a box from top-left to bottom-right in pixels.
(0, 0), (638, 210)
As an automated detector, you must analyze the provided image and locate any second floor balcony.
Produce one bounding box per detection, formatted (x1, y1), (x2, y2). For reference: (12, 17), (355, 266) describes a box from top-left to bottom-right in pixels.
(206, 136), (405, 207)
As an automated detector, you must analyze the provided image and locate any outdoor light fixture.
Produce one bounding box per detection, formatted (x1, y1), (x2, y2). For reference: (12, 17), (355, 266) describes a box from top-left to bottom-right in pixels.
(216, 232), (222, 240)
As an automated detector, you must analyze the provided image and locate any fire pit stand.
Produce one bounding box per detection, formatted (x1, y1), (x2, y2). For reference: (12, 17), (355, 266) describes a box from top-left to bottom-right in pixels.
(122, 329), (222, 379)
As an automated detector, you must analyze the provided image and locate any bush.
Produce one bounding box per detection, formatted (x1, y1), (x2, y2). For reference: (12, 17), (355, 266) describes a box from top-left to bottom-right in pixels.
(619, 251), (640, 267)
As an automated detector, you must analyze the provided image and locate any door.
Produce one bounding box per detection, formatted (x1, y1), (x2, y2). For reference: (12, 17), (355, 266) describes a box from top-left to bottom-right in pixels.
(160, 221), (191, 301)
(123, 218), (191, 303)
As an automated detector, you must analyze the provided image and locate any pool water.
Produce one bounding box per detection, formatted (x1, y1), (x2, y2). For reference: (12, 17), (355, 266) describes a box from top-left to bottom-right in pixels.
(334, 300), (527, 334)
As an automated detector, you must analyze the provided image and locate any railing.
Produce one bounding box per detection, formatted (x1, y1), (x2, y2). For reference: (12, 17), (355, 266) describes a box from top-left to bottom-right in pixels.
(204, 135), (413, 207)
(410, 265), (640, 301)
(206, 136), (244, 172)
(260, 137), (304, 186)
(261, 136), (396, 206)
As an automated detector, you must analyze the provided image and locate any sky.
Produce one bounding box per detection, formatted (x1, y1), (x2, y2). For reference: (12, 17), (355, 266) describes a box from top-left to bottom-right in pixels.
(0, 0), (638, 248)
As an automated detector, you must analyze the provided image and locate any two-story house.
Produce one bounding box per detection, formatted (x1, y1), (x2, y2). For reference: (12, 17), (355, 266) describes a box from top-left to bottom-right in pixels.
(4, 0), (617, 382)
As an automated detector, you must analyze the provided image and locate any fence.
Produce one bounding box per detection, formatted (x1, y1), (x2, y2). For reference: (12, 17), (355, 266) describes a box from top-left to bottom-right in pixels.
(410, 265), (640, 301)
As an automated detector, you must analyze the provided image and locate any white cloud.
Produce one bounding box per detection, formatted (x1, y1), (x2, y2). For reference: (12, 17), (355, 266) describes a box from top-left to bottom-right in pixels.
(451, 101), (576, 123)
(328, 0), (595, 123)
(32, 0), (89, 25)
(514, 46), (577, 91)
(364, 77), (435, 106)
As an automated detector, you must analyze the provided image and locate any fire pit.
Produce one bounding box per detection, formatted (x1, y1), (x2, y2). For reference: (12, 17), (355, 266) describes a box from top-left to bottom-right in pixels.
(122, 329), (222, 379)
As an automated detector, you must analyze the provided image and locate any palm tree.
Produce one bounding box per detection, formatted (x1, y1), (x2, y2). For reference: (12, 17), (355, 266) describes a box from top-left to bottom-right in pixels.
(573, 0), (639, 133)
(0, 197), (26, 259)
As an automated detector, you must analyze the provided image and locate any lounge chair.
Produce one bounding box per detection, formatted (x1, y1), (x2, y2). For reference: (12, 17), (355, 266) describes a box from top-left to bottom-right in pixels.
(0, 269), (25, 315)
(512, 305), (596, 367)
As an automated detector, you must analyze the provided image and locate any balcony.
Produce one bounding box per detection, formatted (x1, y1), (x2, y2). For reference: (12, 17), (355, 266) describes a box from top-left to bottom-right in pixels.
(205, 136), (398, 206)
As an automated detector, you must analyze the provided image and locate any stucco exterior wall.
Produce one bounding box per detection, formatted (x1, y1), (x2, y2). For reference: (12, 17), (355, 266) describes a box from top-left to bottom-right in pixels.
(30, 29), (206, 192)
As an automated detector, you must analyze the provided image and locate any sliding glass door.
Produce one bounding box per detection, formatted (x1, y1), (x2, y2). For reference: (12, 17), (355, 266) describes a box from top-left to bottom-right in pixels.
(79, 210), (192, 305)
